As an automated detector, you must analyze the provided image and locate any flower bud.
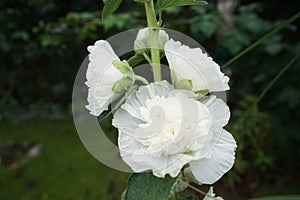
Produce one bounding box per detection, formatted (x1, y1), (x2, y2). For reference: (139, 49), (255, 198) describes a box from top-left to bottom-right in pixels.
(112, 60), (133, 75)
(112, 76), (133, 93)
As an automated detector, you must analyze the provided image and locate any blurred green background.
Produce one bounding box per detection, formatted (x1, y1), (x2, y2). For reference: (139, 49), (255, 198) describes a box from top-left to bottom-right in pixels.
(0, 0), (299, 199)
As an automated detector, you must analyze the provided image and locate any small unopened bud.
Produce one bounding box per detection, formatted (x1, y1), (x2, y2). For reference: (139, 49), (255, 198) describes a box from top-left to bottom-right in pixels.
(112, 60), (133, 75)
(112, 76), (133, 93)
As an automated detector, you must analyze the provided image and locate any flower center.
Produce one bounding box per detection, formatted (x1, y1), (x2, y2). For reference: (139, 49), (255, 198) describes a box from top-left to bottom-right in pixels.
(135, 95), (211, 157)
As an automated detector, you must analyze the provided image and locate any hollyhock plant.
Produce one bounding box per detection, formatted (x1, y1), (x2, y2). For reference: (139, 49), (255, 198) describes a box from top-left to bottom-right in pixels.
(84, 0), (238, 199)
(75, 0), (300, 199)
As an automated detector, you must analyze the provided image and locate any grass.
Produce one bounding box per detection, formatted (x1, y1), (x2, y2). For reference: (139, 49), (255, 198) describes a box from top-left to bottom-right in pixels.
(0, 119), (129, 200)
(1, 119), (299, 200)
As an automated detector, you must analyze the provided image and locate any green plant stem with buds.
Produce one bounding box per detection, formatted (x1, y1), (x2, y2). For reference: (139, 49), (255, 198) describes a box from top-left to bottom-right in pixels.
(144, 0), (162, 82)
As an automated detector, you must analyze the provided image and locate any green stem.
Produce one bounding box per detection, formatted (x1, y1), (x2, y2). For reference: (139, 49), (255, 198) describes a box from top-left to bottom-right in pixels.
(134, 75), (149, 85)
(158, 9), (163, 27)
(222, 11), (300, 69)
(178, 179), (207, 196)
(144, 0), (162, 82)
(144, 0), (157, 27)
(255, 53), (300, 105)
(143, 52), (152, 63)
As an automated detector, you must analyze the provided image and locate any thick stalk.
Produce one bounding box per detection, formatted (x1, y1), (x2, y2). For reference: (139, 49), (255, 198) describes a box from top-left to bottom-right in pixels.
(144, 0), (162, 82)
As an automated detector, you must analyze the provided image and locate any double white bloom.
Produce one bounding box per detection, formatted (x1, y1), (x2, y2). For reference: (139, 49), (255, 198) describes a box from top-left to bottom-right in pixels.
(86, 28), (236, 184)
(113, 81), (236, 184)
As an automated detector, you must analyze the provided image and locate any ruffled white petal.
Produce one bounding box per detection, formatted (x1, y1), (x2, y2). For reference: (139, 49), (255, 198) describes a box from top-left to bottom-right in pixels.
(203, 95), (230, 128)
(189, 129), (237, 184)
(118, 131), (197, 178)
(165, 39), (230, 92)
(85, 40), (123, 116)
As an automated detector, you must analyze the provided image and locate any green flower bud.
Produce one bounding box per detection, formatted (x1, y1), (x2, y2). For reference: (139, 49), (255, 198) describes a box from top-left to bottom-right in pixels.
(112, 60), (133, 75)
(112, 76), (133, 93)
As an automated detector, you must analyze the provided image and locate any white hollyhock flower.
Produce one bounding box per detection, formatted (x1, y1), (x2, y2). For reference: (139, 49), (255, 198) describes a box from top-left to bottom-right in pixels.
(113, 81), (236, 184)
(86, 40), (123, 116)
(165, 39), (230, 92)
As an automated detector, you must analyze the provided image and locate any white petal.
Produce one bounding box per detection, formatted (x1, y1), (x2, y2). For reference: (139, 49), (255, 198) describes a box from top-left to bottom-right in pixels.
(183, 166), (200, 183)
(136, 28), (148, 41)
(112, 107), (143, 134)
(165, 39), (229, 92)
(190, 129), (237, 184)
(202, 95), (230, 127)
(118, 130), (195, 177)
(136, 28), (169, 50)
(117, 131), (152, 172)
(85, 40), (123, 116)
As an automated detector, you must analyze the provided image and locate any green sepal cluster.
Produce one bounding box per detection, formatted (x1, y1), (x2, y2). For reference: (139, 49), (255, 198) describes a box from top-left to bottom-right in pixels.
(112, 76), (133, 93)
(112, 59), (149, 93)
(112, 60), (133, 75)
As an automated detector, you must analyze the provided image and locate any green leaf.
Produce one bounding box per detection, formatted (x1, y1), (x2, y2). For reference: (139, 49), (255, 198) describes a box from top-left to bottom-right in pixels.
(263, 35), (283, 55)
(157, 0), (207, 9)
(175, 79), (193, 90)
(124, 172), (178, 200)
(221, 29), (248, 54)
(190, 13), (220, 37)
(102, 0), (123, 19)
